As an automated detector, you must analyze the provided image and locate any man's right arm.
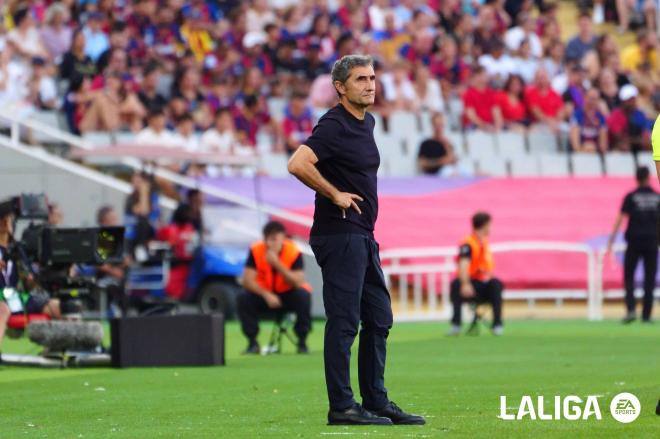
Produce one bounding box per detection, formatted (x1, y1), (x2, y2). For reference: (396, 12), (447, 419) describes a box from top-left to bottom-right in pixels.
(288, 145), (363, 215)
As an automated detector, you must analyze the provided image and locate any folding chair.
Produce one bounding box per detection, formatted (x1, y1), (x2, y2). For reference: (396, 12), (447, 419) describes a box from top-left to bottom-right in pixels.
(262, 310), (297, 354)
(465, 297), (490, 336)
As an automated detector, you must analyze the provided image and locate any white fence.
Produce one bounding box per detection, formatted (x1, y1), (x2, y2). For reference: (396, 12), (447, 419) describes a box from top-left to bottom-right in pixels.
(380, 241), (617, 322)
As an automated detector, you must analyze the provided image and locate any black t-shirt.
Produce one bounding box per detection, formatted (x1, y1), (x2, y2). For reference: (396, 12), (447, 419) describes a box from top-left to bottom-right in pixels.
(621, 186), (660, 244)
(59, 51), (97, 81)
(245, 249), (304, 270)
(0, 245), (19, 289)
(304, 104), (380, 237)
(418, 138), (448, 175)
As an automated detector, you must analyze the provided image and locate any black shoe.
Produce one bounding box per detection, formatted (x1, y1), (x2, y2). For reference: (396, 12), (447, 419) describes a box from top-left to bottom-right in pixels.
(297, 343), (309, 354)
(367, 401), (426, 425)
(243, 342), (260, 354)
(656, 399), (660, 415)
(328, 403), (393, 425)
(622, 313), (636, 324)
(641, 319), (653, 324)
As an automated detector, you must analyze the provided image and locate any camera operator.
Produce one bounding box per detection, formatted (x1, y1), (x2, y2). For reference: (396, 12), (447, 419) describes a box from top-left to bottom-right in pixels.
(95, 205), (127, 316)
(0, 209), (62, 321)
(125, 171), (161, 260)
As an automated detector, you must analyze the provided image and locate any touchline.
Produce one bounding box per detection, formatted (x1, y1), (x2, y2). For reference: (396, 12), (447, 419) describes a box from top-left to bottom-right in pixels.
(499, 396), (603, 420)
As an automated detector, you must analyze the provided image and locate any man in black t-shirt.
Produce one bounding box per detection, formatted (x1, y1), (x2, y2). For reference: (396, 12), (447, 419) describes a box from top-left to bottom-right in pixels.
(288, 55), (424, 426)
(417, 112), (458, 175)
(606, 166), (660, 323)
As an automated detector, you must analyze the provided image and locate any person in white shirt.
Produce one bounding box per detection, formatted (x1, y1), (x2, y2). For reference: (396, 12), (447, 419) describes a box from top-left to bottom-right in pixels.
(200, 108), (237, 154)
(135, 110), (181, 148)
(512, 39), (539, 84)
(6, 8), (48, 62)
(412, 65), (444, 113)
(368, 0), (395, 32)
(174, 113), (200, 152)
(478, 40), (516, 88)
(246, 0), (277, 33)
(381, 61), (418, 112)
(504, 13), (543, 58)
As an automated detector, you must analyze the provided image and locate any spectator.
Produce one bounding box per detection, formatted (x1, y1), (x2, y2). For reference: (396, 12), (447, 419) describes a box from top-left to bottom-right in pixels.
(59, 29), (96, 82)
(541, 39), (566, 80)
(62, 75), (92, 135)
(96, 21), (129, 74)
(301, 42), (331, 81)
(6, 7), (48, 62)
(95, 205), (127, 317)
(616, 0), (657, 33)
(597, 68), (622, 114)
(620, 30), (659, 74)
(512, 38), (540, 85)
(412, 64), (445, 113)
(124, 171), (160, 259)
(83, 13), (110, 63)
(171, 66), (205, 113)
(473, 5), (500, 57)
(233, 94), (278, 149)
(504, 12), (543, 58)
(179, 9), (213, 62)
(40, 2), (72, 61)
(174, 113), (199, 152)
(378, 12), (411, 62)
(565, 12), (597, 63)
(561, 64), (588, 116)
(417, 112), (460, 176)
(430, 36), (470, 91)
(497, 74), (527, 131)
(569, 88), (608, 153)
(282, 91), (314, 155)
(241, 32), (274, 76)
(368, 0), (394, 32)
(200, 108), (237, 154)
(28, 57), (58, 110)
(80, 72), (145, 133)
(171, 189), (204, 234)
(137, 63), (167, 113)
(380, 61), (418, 112)
(607, 84), (650, 151)
(478, 40), (516, 88)
(524, 68), (565, 132)
(462, 66), (503, 131)
(246, 0), (277, 33)
(135, 109), (181, 147)
(206, 76), (234, 113)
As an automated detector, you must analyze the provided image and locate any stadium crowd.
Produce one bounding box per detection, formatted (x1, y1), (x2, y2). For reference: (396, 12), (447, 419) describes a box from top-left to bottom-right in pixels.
(0, 0), (658, 161)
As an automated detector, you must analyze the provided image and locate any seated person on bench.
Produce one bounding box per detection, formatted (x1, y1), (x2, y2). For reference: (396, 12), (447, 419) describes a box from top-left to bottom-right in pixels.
(449, 212), (504, 336)
(237, 221), (312, 354)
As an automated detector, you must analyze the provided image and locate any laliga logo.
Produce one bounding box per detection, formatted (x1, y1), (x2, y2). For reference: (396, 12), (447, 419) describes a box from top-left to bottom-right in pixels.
(499, 393), (641, 423)
(499, 396), (602, 421)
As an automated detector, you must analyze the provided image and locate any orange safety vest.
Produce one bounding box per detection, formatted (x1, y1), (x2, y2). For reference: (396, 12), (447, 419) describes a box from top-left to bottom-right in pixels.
(457, 234), (494, 281)
(251, 239), (311, 294)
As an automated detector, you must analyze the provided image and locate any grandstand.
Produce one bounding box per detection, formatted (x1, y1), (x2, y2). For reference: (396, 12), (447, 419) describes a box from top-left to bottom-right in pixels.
(1, 0), (659, 436)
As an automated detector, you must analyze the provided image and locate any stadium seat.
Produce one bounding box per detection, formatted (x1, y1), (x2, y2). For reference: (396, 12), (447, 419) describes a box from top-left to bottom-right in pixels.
(604, 152), (636, 177)
(389, 111), (419, 139)
(538, 153), (571, 176)
(571, 153), (604, 176)
(31, 111), (65, 143)
(465, 130), (497, 158)
(446, 98), (463, 130)
(509, 154), (541, 176)
(635, 151), (654, 168)
(475, 155), (508, 177)
(495, 131), (527, 159)
(445, 130), (466, 156)
(260, 153), (289, 177)
(418, 111), (433, 138)
(388, 137), (418, 177)
(527, 127), (559, 153)
(112, 131), (137, 146)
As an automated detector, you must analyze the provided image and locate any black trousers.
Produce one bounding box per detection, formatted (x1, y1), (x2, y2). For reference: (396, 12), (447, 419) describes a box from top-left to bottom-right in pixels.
(236, 288), (311, 341)
(450, 278), (504, 327)
(310, 234), (393, 412)
(623, 242), (657, 321)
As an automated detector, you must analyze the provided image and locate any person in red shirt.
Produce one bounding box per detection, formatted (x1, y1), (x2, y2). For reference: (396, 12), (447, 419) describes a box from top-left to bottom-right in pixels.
(496, 74), (527, 132)
(462, 66), (502, 131)
(524, 68), (565, 132)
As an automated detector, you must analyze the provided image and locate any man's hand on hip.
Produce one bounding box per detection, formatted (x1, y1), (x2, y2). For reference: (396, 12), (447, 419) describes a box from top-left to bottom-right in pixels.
(332, 192), (363, 218)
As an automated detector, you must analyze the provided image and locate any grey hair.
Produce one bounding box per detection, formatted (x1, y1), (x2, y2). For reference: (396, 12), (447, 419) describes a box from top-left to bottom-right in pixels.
(331, 55), (374, 96)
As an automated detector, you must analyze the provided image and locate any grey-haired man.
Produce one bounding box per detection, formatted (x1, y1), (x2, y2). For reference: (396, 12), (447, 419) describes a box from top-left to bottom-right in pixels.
(288, 55), (425, 426)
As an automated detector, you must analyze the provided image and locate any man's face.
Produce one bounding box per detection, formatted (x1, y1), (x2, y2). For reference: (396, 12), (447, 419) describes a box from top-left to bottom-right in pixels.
(479, 223), (491, 238)
(265, 232), (285, 253)
(190, 193), (203, 211)
(335, 64), (376, 108)
(49, 207), (63, 226)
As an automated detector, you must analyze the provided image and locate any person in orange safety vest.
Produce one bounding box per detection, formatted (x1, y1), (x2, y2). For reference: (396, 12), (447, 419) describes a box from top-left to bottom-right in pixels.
(449, 212), (504, 336)
(237, 221), (312, 354)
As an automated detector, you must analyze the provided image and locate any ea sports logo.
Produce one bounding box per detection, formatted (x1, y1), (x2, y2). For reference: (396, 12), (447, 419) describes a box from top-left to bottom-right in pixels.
(610, 393), (641, 423)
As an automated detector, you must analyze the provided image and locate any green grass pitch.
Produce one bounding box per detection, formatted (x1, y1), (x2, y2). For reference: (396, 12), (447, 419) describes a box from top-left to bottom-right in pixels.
(0, 320), (658, 438)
